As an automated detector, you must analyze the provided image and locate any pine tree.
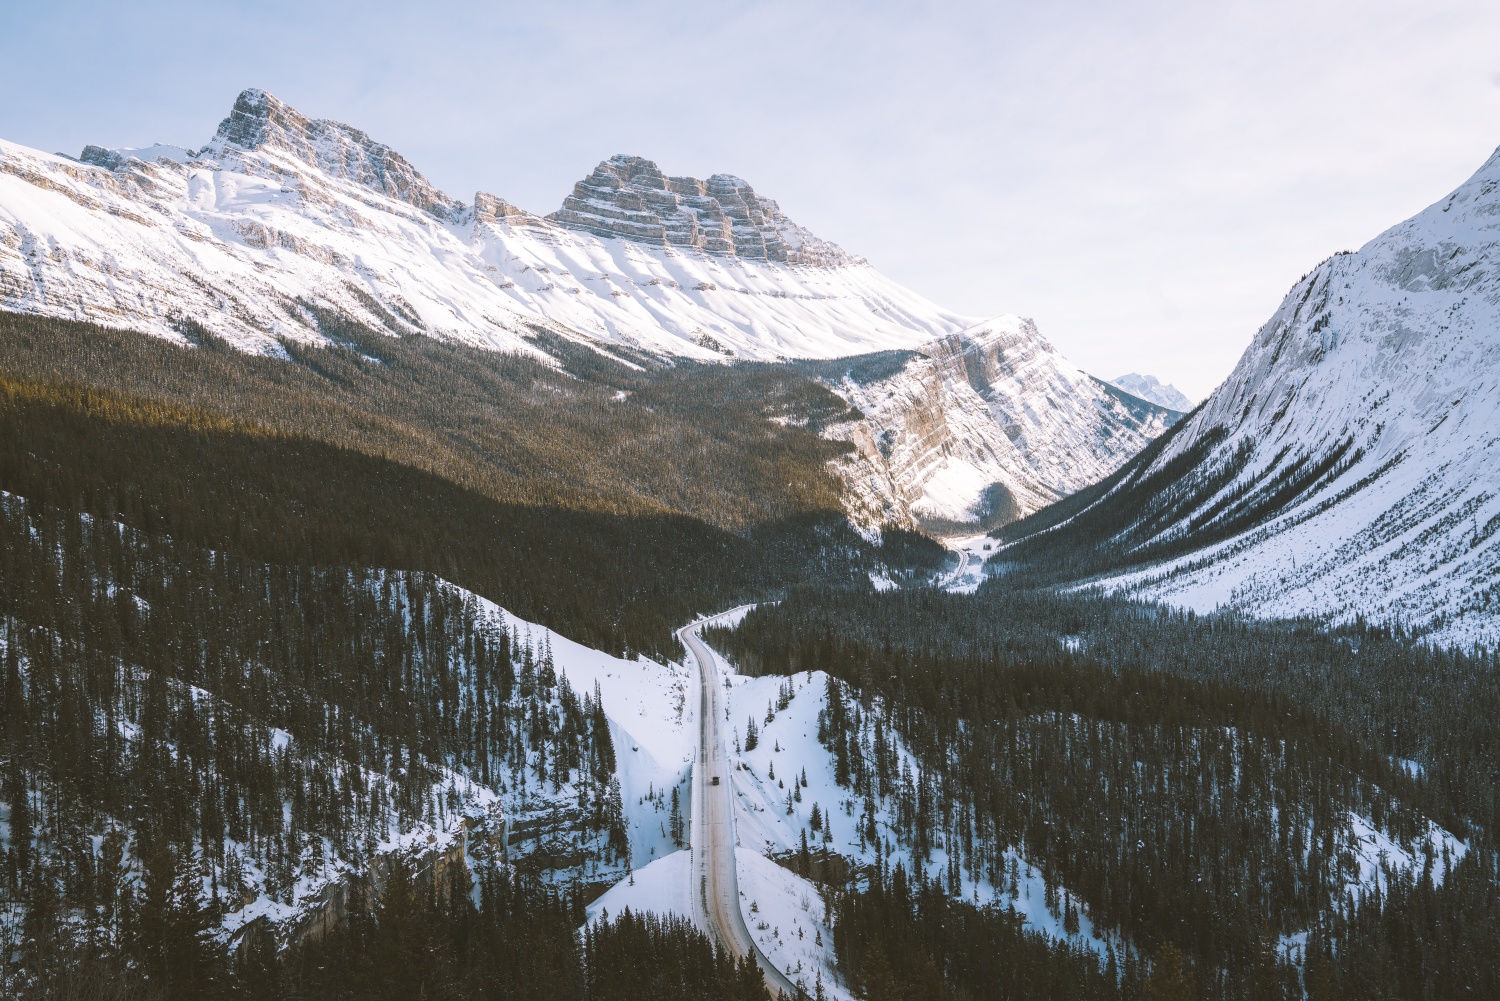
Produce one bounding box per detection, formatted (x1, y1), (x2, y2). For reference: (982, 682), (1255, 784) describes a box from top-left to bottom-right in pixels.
(1143, 942), (1193, 1001)
(669, 786), (685, 847)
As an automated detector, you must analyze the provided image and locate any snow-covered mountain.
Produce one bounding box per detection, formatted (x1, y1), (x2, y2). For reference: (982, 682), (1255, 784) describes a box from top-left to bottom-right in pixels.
(1006, 143), (1500, 645)
(1109, 372), (1192, 413)
(0, 88), (973, 361)
(0, 87), (1184, 527)
(817, 316), (1180, 533)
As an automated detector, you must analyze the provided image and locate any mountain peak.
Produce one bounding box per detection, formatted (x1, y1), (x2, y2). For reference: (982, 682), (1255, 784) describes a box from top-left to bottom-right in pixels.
(211, 87), (296, 151)
(546, 154), (855, 267)
(205, 87), (466, 221)
(1109, 373), (1193, 412)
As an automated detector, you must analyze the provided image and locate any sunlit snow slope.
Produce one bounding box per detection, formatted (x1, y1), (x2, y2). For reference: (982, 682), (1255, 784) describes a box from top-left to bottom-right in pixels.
(1007, 143), (1500, 646)
(819, 316), (1181, 533)
(0, 88), (972, 360)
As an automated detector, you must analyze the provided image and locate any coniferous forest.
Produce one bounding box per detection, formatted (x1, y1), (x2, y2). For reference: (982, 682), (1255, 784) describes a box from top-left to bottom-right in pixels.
(708, 584), (1500, 999)
(2, 307), (1497, 1000)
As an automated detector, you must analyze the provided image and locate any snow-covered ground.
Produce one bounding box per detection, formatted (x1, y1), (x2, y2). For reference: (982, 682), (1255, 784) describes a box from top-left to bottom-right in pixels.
(585, 849), (695, 927)
(935, 533), (995, 592)
(604, 621), (1112, 996)
(472, 589), (699, 873)
(735, 848), (844, 1000)
(1342, 811), (1467, 893)
(665, 626), (1471, 984)
(720, 669), (1113, 955)
(0, 566), (704, 950)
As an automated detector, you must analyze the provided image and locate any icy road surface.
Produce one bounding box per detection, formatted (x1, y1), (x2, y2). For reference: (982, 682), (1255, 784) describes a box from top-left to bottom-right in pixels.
(679, 610), (801, 998)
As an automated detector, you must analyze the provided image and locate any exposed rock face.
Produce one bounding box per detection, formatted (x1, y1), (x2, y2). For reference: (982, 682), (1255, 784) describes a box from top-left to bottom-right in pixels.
(548, 154), (853, 266)
(205, 88), (467, 221)
(819, 317), (1180, 534)
(472, 191), (550, 228)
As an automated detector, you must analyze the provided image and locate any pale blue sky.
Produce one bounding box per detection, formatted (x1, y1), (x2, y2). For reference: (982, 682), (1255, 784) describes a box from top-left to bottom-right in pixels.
(4, 0), (1498, 398)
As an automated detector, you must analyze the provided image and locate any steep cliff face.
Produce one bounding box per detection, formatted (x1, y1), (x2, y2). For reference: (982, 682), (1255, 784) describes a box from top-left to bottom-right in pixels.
(1000, 144), (1500, 645)
(0, 89), (971, 360)
(196, 87), (469, 221)
(548, 154), (852, 266)
(817, 316), (1180, 534)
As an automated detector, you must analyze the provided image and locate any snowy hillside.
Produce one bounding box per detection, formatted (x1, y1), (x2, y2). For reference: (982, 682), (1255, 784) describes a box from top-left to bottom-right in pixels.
(593, 652), (1121, 1000)
(817, 316), (1181, 533)
(0, 473), (707, 952)
(0, 88), (972, 361)
(1004, 144), (1500, 646)
(595, 633), (1468, 997)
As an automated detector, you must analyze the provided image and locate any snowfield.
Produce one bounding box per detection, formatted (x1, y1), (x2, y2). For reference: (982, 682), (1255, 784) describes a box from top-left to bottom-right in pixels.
(0, 88), (1183, 541)
(585, 849), (696, 927)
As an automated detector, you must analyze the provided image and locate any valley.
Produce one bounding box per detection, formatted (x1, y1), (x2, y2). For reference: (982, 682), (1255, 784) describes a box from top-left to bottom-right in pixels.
(0, 82), (1496, 1001)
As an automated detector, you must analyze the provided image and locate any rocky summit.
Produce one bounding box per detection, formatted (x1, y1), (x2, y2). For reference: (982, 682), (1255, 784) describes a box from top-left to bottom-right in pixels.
(222, 88), (466, 220)
(548, 154), (853, 266)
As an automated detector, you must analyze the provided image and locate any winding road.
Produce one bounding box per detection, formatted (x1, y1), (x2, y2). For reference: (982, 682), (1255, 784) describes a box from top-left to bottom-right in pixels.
(678, 609), (801, 999)
(934, 545), (970, 589)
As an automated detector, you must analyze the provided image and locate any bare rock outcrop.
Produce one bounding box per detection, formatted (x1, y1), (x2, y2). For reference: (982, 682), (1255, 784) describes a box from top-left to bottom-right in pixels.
(548, 154), (854, 266)
(206, 87), (468, 221)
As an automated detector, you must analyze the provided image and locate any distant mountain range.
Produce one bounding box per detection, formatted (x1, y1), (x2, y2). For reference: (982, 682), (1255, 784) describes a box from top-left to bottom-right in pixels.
(1000, 142), (1500, 645)
(0, 87), (1180, 532)
(1109, 372), (1193, 412)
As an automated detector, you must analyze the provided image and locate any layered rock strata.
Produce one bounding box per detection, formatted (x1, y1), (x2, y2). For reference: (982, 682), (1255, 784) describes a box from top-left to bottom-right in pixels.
(548, 155), (852, 266)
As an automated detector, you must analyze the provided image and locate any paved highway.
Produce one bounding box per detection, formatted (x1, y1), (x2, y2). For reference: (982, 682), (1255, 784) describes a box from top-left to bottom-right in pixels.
(678, 609), (801, 999)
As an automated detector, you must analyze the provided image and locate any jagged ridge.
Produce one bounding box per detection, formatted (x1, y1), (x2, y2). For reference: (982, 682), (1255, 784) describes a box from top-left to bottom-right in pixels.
(0, 87), (974, 361)
(813, 316), (1180, 534)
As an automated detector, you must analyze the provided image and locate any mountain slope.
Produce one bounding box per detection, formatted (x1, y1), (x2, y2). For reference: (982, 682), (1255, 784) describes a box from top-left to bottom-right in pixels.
(0, 87), (1188, 534)
(808, 316), (1181, 533)
(0, 88), (972, 362)
(999, 143), (1500, 645)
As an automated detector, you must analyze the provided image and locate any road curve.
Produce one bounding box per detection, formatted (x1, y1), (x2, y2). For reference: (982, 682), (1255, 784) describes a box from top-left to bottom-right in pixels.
(678, 609), (801, 999)
(934, 545), (970, 589)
